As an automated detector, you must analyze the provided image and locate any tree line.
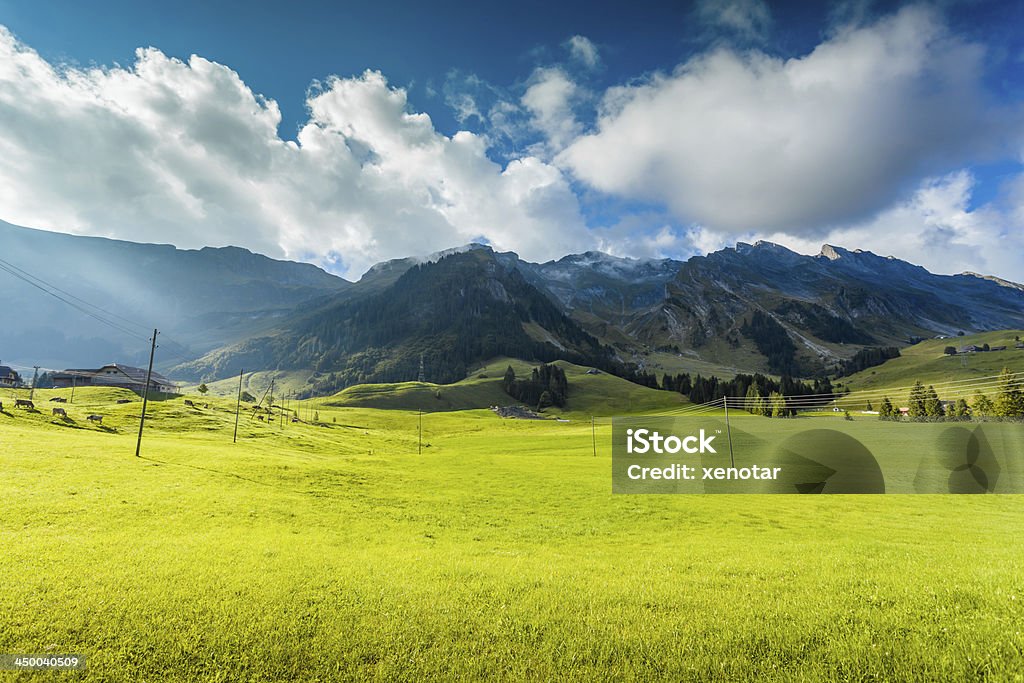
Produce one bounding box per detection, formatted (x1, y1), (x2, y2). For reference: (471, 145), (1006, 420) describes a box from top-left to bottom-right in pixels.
(662, 371), (835, 417)
(502, 364), (568, 410)
(877, 368), (1024, 421)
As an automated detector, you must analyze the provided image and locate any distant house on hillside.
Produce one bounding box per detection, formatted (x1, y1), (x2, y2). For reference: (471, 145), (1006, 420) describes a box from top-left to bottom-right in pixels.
(52, 363), (177, 395)
(1017, 342), (1024, 350)
(959, 345), (980, 353)
(990, 345), (1007, 351)
(0, 364), (21, 387)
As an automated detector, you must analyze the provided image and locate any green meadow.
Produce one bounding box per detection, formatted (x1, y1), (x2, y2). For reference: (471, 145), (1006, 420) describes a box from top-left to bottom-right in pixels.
(2, 383), (1023, 681)
(837, 330), (1024, 398)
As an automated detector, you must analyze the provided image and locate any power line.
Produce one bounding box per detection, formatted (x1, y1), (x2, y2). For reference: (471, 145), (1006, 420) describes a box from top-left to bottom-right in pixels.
(0, 259), (150, 342)
(0, 256), (152, 333)
(0, 256), (200, 369)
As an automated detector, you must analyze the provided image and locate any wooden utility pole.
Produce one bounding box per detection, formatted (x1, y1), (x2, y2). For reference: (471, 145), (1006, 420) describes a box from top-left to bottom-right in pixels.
(135, 329), (158, 458)
(269, 379), (275, 425)
(723, 396), (735, 468)
(233, 368), (243, 444)
(29, 366), (40, 402)
(418, 409), (422, 455)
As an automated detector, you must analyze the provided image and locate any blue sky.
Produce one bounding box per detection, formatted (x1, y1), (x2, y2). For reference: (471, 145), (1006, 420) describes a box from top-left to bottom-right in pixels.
(0, 0), (1022, 281)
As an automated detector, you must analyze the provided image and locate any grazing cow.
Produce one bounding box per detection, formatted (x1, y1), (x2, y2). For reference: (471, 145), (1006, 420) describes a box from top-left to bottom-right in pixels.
(50, 397), (67, 403)
(0, 401), (3, 411)
(15, 399), (34, 409)
(116, 399), (131, 404)
(203, 403), (209, 409)
(183, 399), (194, 407)
(52, 407), (67, 417)
(87, 414), (103, 424)
(257, 414), (264, 422)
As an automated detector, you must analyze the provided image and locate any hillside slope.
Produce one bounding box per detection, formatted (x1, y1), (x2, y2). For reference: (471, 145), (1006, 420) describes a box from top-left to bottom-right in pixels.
(180, 249), (617, 392)
(0, 220), (350, 368)
(836, 330), (1024, 396)
(603, 242), (1024, 377)
(323, 358), (686, 415)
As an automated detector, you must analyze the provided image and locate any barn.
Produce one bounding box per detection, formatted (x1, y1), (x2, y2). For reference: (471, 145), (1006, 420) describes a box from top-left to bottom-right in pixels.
(52, 364), (177, 395)
(0, 364), (21, 387)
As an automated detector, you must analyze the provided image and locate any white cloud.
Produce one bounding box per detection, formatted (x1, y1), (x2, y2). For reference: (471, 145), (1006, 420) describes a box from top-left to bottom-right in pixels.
(0, 27), (591, 279)
(692, 170), (1024, 283)
(567, 35), (600, 69)
(697, 0), (773, 42)
(559, 6), (1010, 237)
(521, 67), (582, 153)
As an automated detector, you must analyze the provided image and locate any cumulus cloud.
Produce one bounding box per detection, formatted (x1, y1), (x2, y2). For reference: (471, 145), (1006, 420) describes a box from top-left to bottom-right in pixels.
(559, 6), (1012, 237)
(0, 27), (591, 279)
(521, 67), (582, 153)
(691, 170), (1024, 282)
(697, 0), (773, 42)
(567, 35), (600, 69)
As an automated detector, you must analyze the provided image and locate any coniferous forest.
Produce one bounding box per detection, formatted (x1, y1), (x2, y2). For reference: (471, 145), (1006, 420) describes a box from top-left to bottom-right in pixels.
(501, 364), (569, 409)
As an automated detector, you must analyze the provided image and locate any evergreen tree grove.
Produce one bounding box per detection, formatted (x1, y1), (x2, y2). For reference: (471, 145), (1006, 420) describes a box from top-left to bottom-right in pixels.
(907, 381), (927, 419)
(993, 367), (1024, 418)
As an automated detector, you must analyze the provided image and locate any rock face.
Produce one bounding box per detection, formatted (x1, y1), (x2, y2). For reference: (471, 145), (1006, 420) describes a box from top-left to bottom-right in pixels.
(4, 217), (1023, 384)
(179, 247), (612, 391)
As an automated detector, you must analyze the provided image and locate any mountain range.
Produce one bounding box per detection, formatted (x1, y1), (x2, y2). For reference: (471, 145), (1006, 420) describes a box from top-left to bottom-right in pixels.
(2, 220), (1023, 391)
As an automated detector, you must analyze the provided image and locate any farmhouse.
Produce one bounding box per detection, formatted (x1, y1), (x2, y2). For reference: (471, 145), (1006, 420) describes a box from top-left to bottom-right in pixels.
(959, 345), (981, 353)
(0, 363), (21, 387)
(52, 363), (177, 395)
(990, 345), (1007, 351)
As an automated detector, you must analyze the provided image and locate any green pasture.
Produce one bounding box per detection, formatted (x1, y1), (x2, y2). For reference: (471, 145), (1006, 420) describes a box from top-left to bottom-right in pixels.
(1, 386), (1023, 681)
(837, 330), (1024, 398)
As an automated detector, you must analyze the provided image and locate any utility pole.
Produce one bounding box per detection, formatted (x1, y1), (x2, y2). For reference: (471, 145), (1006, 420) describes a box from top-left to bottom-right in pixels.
(29, 366), (40, 401)
(418, 409), (422, 454)
(135, 329), (158, 458)
(70, 374), (76, 404)
(592, 415), (597, 457)
(233, 368), (243, 444)
(269, 379), (275, 426)
(723, 396), (735, 469)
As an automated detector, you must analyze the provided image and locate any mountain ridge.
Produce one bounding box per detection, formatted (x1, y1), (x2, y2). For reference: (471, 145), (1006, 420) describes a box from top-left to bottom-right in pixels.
(2, 221), (1023, 389)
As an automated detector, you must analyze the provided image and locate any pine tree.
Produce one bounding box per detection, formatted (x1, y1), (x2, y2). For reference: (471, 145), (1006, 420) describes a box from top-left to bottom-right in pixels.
(953, 398), (970, 419)
(993, 367), (1024, 418)
(537, 391), (553, 411)
(197, 383), (209, 395)
(745, 385), (762, 416)
(907, 381), (927, 419)
(972, 392), (994, 418)
(865, 400), (873, 412)
(878, 396), (893, 419)
(770, 391), (787, 418)
(924, 385), (945, 418)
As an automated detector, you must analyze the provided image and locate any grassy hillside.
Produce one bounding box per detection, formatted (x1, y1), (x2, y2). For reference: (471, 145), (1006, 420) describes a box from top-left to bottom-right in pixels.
(323, 358), (687, 415)
(195, 369), (313, 400)
(836, 329), (1024, 399)
(2, 389), (1023, 680)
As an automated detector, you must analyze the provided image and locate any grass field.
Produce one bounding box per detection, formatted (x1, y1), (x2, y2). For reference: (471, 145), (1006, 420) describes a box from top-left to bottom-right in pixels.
(837, 330), (1024, 399)
(2, 385), (1023, 681)
(198, 358), (688, 416)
